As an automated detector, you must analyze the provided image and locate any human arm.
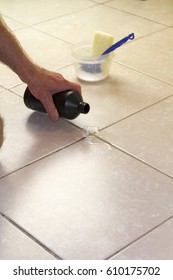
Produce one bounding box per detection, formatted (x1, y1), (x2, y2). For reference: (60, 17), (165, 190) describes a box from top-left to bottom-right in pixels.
(0, 16), (81, 121)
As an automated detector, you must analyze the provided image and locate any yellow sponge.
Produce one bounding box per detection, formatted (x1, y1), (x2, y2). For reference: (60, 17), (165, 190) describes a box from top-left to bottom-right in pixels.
(92, 31), (114, 56)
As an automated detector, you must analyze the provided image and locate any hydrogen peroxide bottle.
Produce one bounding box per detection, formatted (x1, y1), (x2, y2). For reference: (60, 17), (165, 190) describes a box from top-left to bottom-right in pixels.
(24, 87), (90, 120)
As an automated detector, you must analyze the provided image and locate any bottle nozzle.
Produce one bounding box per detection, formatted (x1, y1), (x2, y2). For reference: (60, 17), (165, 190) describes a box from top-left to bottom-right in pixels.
(78, 102), (90, 114)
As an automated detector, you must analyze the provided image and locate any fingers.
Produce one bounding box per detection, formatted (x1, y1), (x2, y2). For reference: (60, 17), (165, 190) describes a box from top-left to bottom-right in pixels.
(26, 68), (81, 121)
(58, 76), (81, 94)
(41, 94), (59, 121)
(70, 81), (81, 94)
(42, 79), (81, 121)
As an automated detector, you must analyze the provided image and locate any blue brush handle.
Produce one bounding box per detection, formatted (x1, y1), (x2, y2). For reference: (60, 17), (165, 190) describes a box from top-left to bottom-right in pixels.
(101, 33), (135, 56)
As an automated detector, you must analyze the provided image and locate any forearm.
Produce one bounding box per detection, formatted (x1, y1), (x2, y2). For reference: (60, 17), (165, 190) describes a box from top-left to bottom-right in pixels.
(0, 15), (81, 121)
(0, 16), (35, 84)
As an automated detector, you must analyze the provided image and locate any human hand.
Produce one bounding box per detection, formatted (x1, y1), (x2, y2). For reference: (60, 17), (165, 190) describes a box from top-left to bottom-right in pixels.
(26, 66), (81, 121)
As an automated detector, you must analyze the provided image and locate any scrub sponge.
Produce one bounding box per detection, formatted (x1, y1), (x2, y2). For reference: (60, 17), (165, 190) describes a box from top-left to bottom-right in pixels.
(92, 31), (114, 56)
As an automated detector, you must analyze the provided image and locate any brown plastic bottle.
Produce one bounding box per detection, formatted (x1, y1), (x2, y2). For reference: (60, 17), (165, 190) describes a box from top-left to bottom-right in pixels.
(24, 87), (90, 120)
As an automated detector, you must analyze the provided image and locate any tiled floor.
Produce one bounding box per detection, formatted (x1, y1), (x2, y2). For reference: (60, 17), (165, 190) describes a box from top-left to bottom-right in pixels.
(0, 0), (173, 260)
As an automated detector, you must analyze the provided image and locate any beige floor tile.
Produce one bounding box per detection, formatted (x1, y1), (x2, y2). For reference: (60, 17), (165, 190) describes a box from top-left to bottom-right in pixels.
(93, 0), (109, 3)
(0, 65), (21, 89)
(0, 137), (173, 259)
(35, 5), (164, 44)
(2, 16), (26, 31)
(10, 83), (27, 97)
(14, 27), (72, 71)
(0, 90), (84, 178)
(0, 215), (55, 260)
(0, 27), (73, 88)
(113, 28), (173, 85)
(106, 0), (173, 26)
(57, 64), (173, 130)
(99, 96), (173, 177)
(111, 217), (173, 260)
(0, 86), (5, 92)
(0, 0), (95, 25)
(0, 0), (173, 262)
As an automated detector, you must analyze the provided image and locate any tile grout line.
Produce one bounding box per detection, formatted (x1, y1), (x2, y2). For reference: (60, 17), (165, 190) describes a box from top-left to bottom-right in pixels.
(31, 10), (169, 46)
(0, 137), (85, 180)
(0, 210), (63, 260)
(103, 4), (170, 27)
(94, 134), (173, 180)
(1, 92), (173, 183)
(98, 93), (173, 132)
(1, 1), (173, 262)
(31, 3), (99, 29)
(105, 214), (173, 260)
(1, 13), (28, 30)
(30, 26), (74, 45)
(112, 59), (173, 87)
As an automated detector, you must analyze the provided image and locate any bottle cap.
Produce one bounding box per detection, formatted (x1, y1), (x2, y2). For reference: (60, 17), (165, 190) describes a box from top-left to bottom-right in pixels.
(78, 102), (90, 114)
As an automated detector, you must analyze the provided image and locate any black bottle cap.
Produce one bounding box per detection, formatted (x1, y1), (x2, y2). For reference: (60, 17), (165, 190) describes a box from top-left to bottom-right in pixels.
(78, 102), (90, 114)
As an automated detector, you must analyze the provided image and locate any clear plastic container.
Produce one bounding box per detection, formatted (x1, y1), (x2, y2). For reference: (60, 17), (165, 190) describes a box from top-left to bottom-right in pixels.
(72, 43), (112, 82)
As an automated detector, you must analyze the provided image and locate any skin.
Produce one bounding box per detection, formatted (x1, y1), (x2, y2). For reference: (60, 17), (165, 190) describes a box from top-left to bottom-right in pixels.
(0, 15), (81, 147)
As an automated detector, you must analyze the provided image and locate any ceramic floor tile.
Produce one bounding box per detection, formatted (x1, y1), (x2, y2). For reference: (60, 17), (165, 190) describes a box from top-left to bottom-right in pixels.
(0, 16), (27, 89)
(0, 0), (95, 25)
(1, 0), (173, 262)
(106, 0), (173, 26)
(0, 137), (173, 259)
(99, 95), (173, 178)
(0, 215), (55, 260)
(0, 90), (84, 178)
(113, 28), (173, 85)
(93, 0), (109, 3)
(14, 27), (73, 71)
(0, 86), (5, 92)
(57, 64), (173, 130)
(111, 217), (173, 260)
(0, 27), (73, 88)
(10, 83), (27, 97)
(2, 16), (26, 31)
(35, 5), (164, 45)
(0, 64), (21, 89)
